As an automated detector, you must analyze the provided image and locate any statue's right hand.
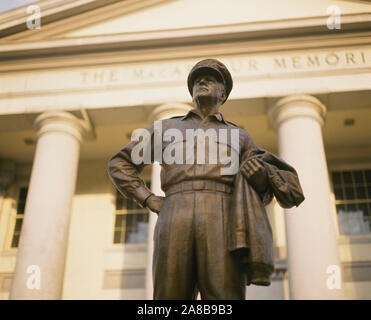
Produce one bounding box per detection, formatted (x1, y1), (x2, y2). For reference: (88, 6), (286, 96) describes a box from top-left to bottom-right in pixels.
(145, 195), (165, 214)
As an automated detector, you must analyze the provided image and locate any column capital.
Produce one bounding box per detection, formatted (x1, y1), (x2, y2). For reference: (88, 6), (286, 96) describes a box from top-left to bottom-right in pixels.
(34, 111), (90, 143)
(268, 95), (327, 130)
(148, 102), (192, 121)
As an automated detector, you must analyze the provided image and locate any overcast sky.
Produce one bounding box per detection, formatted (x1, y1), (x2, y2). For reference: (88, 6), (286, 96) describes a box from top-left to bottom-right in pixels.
(0, 0), (39, 13)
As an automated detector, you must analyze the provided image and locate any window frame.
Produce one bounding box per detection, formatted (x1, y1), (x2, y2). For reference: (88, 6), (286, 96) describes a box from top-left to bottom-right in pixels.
(329, 163), (371, 239)
(112, 181), (151, 246)
(10, 187), (28, 249)
(2, 181), (29, 254)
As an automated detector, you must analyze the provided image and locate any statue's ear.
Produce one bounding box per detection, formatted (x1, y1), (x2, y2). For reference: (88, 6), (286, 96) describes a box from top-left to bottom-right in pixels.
(220, 86), (226, 102)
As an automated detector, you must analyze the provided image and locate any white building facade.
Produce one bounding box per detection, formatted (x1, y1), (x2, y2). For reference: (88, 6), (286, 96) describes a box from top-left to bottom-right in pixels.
(0, 0), (371, 299)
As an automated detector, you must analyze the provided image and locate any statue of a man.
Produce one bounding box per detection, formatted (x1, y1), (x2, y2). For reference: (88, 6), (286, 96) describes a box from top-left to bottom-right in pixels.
(108, 59), (305, 300)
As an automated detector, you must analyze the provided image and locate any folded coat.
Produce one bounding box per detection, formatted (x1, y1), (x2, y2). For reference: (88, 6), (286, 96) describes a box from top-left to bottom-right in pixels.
(228, 147), (305, 286)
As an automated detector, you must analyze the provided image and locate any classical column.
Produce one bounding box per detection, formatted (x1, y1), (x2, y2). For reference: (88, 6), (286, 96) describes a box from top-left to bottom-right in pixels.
(268, 95), (343, 299)
(10, 111), (89, 300)
(145, 103), (192, 300)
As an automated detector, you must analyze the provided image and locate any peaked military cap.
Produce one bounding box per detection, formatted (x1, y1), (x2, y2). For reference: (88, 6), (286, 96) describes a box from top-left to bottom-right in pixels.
(187, 58), (233, 104)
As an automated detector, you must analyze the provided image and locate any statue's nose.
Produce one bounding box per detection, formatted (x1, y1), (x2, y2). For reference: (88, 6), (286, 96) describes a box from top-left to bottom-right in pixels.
(198, 79), (207, 86)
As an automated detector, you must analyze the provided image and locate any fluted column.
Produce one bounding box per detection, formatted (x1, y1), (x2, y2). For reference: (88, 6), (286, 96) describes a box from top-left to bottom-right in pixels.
(268, 95), (343, 299)
(10, 111), (89, 300)
(145, 103), (192, 300)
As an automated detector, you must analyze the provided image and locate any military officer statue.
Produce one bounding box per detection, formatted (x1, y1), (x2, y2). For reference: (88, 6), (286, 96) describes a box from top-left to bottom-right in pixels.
(108, 59), (305, 300)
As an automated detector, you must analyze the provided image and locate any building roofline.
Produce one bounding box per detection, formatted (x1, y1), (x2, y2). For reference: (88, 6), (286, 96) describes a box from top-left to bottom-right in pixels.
(0, 13), (370, 60)
(0, 0), (122, 38)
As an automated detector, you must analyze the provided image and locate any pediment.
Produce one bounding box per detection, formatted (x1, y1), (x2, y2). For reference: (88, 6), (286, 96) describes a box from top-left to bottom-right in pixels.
(65, 0), (371, 38)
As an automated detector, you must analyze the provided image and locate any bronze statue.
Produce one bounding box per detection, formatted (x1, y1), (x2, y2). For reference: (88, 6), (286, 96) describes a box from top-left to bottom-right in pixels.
(107, 59), (305, 300)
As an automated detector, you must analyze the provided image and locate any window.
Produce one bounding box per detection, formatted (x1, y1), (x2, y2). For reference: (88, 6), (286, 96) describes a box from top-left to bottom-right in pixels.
(332, 169), (371, 235)
(113, 189), (149, 244)
(11, 187), (28, 248)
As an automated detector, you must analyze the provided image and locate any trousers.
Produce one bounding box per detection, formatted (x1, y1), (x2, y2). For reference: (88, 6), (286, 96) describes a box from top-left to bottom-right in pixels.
(152, 188), (246, 300)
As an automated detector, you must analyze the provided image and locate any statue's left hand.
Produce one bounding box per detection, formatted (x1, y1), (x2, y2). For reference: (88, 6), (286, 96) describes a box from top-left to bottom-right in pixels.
(241, 159), (268, 193)
(145, 195), (165, 214)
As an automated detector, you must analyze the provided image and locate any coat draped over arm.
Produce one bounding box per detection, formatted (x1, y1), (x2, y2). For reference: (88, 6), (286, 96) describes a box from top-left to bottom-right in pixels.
(228, 147), (305, 286)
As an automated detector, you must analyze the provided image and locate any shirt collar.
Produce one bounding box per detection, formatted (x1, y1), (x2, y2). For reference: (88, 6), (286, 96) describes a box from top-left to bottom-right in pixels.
(181, 108), (228, 125)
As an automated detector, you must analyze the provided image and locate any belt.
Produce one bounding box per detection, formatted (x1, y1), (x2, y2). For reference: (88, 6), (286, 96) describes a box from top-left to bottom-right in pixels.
(165, 180), (233, 196)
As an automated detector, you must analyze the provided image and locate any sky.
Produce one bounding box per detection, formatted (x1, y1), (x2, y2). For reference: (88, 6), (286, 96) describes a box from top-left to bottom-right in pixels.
(0, 0), (39, 13)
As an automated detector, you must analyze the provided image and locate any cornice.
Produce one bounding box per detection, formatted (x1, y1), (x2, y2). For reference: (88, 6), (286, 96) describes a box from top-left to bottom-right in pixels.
(0, 13), (370, 61)
(0, 30), (370, 73)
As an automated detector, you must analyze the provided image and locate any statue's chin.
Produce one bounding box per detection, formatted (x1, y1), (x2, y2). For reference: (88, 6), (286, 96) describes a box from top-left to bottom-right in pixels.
(195, 90), (209, 97)
(195, 92), (212, 103)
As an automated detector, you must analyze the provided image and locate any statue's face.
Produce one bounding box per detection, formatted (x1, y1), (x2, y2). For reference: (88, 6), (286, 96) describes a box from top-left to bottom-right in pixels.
(192, 73), (225, 105)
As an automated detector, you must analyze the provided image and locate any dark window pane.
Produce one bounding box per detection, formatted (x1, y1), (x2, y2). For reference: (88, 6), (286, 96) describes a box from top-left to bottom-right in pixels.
(132, 202), (141, 210)
(127, 199), (136, 210)
(334, 187), (344, 200)
(336, 204), (345, 213)
(115, 214), (124, 228)
(363, 218), (371, 233)
(126, 214), (134, 223)
(353, 171), (364, 184)
(140, 213), (149, 223)
(19, 187), (28, 201)
(345, 187), (355, 200)
(358, 203), (369, 217)
(356, 186), (366, 199)
(17, 188), (28, 214)
(113, 231), (122, 244)
(347, 204), (357, 212)
(115, 194), (124, 210)
(11, 235), (19, 248)
(365, 170), (371, 183)
(332, 172), (341, 185)
(14, 218), (23, 232)
(17, 202), (26, 214)
(343, 171), (353, 185)
(367, 186), (371, 199)
(125, 215), (135, 232)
